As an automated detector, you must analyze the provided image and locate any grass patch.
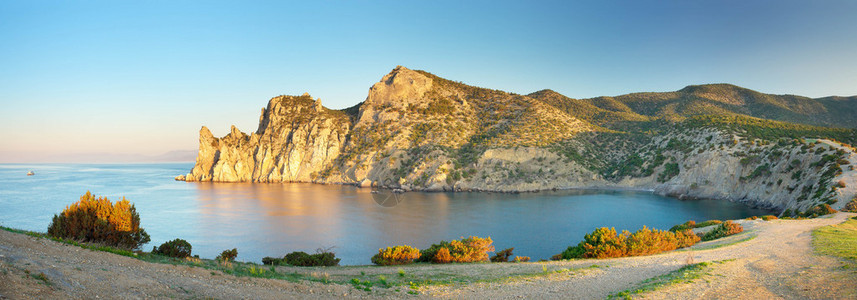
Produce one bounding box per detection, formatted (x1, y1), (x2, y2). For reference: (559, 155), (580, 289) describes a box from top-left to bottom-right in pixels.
(609, 261), (724, 299)
(812, 218), (857, 262)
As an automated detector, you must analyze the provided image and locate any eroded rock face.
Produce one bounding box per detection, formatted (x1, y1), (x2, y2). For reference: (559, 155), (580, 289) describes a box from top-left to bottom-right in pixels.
(184, 94), (350, 183)
(180, 66), (857, 215)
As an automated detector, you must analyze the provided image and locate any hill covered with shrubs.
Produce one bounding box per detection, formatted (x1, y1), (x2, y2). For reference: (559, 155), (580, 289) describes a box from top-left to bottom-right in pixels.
(181, 66), (857, 216)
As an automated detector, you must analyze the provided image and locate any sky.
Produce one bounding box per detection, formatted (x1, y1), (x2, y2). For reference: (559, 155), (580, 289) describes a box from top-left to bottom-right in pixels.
(2, 0), (856, 163)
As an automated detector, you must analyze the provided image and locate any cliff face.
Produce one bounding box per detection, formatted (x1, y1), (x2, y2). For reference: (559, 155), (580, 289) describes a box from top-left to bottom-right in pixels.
(184, 94), (351, 182)
(182, 66), (857, 215)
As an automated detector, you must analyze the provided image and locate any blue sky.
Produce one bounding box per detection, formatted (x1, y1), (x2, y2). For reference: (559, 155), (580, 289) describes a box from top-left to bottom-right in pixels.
(2, 1), (856, 162)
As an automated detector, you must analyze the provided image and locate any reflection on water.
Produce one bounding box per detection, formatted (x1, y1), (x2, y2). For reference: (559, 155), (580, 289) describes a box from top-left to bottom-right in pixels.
(0, 163), (772, 265)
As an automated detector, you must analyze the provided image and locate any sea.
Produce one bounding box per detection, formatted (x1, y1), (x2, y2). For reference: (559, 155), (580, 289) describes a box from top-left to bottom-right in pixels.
(0, 163), (771, 265)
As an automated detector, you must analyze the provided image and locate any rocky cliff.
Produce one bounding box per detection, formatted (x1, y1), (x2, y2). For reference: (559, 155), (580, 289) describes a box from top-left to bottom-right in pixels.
(181, 66), (857, 215)
(183, 94), (351, 182)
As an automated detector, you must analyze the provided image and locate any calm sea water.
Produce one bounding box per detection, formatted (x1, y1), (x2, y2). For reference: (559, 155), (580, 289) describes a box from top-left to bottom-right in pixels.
(0, 163), (771, 265)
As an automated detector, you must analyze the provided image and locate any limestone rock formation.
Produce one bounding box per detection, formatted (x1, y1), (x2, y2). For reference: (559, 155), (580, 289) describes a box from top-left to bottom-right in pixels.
(184, 94), (350, 182)
(181, 66), (857, 215)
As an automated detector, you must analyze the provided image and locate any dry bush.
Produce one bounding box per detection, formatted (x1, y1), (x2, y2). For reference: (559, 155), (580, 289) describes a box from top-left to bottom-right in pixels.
(761, 215), (778, 221)
(371, 245), (421, 266)
(514, 256), (530, 262)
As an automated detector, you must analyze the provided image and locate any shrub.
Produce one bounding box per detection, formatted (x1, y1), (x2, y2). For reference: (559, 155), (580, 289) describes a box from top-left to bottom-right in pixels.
(625, 226), (679, 256)
(843, 198), (857, 213)
(282, 249), (341, 266)
(674, 229), (701, 248)
(761, 215), (778, 221)
(802, 204), (837, 217)
(419, 236), (495, 263)
(216, 248), (238, 262)
(696, 220), (723, 227)
(835, 180), (847, 188)
(669, 220), (696, 232)
(559, 226), (700, 260)
(490, 248), (514, 262)
(514, 256), (530, 262)
(700, 221), (743, 241)
(746, 216), (758, 220)
(416, 241), (450, 263)
(433, 247), (453, 263)
(371, 245), (421, 266)
(152, 238), (192, 258)
(669, 220), (722, 232)
(47, 191), (150, 250)
(262, 256), (284, 265)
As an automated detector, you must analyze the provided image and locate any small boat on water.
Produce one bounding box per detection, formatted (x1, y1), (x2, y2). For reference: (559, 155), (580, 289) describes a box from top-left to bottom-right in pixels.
(26, 170), (34, 176)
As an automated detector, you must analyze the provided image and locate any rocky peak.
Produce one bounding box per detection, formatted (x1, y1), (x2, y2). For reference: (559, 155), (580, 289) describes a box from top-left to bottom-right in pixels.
(365, 66), (433, 109)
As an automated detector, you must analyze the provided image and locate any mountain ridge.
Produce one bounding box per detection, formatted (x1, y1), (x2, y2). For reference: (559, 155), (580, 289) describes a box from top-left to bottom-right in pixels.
(182, 66), (857, 216)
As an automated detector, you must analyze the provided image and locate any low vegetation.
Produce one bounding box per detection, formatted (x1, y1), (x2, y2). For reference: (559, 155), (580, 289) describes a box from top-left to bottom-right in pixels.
(371, 245), (421, 266)
(216, 248), (238, 262)
(416, 236), (495, 263)
(557, 226), (700, 260)
(152, 238), (193, 258)
(264, 249), (341, 267)
(700, 221), (744, 242)
(843, 197), (857, 213)
(812, 218), (857, 262)
(46, 191), (150, 250)
(669, 220), (722, 232)
(609, 261), (721, 299)
(490, 247), (515, 262)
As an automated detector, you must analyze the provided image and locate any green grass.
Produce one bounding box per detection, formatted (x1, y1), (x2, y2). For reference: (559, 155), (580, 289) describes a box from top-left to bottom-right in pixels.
(812, 218), (857, 262)
(608, 261), (726, 299)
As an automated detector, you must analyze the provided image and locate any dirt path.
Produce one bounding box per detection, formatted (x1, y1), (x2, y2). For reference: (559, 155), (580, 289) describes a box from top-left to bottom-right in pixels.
(419, 213), (856, 299)
(0, 231), (355, 299)
(2, 213), (855, 299)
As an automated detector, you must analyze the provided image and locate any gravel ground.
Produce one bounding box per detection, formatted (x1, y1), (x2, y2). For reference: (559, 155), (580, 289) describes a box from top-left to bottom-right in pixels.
(1, 213), (855, 299)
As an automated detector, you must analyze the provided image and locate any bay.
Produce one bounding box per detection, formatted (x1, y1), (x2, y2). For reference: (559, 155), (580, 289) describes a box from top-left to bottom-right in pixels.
(0, 163), (771, 265)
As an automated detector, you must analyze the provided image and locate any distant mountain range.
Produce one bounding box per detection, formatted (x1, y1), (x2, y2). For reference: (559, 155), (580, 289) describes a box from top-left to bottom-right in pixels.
(181, 66), (857, 216)
(530, 84), (857, 130)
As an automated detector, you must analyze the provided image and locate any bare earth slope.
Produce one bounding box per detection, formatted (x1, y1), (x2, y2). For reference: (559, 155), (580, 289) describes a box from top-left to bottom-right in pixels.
(2, 213), (855, 299)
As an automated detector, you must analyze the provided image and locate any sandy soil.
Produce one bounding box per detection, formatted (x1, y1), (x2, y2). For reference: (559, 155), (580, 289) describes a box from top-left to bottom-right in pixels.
(1, 213), (855, 299)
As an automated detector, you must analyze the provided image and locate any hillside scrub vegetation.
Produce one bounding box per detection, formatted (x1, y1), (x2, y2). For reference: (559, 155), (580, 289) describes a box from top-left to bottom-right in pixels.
(47, 191), (150, 250)
(843, 197), (857, 213)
